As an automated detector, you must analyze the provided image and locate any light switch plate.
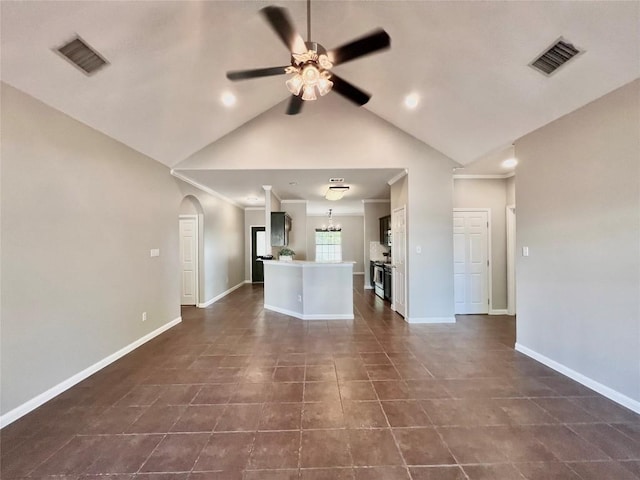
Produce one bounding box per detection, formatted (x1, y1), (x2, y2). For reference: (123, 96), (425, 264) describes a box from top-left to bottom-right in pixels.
(522, 246), (529, 257)
(150, 249), (160, 257)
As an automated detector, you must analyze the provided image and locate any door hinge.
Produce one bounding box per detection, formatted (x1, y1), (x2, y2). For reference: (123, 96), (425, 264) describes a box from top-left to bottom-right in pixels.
(487, 260), (489, 267)
(488, 299), (490, 305)
(487, 222), (489, 228)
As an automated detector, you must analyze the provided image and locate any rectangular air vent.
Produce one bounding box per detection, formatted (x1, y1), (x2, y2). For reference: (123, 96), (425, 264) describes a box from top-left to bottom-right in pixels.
(329, 178), (345, 183)
(56, 36), (108, 75)
(529, 38), (582, 76)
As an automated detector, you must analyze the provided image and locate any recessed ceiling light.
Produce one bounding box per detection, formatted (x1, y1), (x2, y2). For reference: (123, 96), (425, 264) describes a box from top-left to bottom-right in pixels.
(221, 91), (236, 107)
(501, 158), (518, 169)
(404, 93), (419, 109)
(289, 181), (298, 186)
(246, 196), (260, 203)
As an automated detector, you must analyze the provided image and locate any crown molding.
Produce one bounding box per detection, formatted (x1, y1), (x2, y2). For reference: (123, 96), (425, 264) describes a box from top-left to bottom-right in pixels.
(387, 169), (408, 186)
(281, 199), (308, 204)
(245, 207), (265, 211)
(454, 172), (515, 180)
(362, 199), (390, 203)
(171, 170), (242, 208)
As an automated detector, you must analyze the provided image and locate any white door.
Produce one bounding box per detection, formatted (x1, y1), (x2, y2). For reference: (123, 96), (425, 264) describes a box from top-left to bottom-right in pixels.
(392, 206), (407, 318)
(453, 210), (489, 314)
(179, 216), (198, 306)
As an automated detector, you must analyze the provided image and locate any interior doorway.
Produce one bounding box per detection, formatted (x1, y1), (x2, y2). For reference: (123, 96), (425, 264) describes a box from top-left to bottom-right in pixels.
(251, 226), (266, 283)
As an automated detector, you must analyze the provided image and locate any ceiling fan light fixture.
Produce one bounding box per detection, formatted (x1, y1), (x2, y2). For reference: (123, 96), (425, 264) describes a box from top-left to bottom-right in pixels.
(286, 74), (304, 95)
(302, 64), (320, 85)
(317, 76), (333, 96)
(302, 85), (317, 101)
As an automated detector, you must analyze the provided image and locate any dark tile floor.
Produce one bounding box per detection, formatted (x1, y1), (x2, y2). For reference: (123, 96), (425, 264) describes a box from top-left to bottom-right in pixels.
(2, 281), (639, 479)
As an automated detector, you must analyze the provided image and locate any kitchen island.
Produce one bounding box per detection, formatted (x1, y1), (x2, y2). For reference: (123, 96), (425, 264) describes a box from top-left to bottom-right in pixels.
(263, 260), (355, 320)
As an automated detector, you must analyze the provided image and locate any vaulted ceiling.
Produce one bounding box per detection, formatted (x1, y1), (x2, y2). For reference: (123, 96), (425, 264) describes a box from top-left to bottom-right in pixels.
(2, 1), (639, 198)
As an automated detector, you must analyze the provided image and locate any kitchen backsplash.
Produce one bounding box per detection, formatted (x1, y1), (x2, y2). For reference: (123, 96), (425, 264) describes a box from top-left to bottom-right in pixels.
(370, 241), (390, 262)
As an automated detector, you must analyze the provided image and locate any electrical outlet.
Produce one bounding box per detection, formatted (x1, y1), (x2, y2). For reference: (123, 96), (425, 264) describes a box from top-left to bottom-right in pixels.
(297, 295), (302, 302)
(142, 312), (147, 322)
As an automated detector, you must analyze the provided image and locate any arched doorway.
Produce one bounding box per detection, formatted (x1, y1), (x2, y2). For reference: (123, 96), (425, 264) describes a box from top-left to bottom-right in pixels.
(179, 196), (204, 306)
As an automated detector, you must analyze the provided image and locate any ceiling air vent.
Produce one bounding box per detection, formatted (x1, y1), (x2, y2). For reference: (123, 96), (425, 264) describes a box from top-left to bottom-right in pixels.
(529, 38), (582, 76)
(56, 36), (108, 75)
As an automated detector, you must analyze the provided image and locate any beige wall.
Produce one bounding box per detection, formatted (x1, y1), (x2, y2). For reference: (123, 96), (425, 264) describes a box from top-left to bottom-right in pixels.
(506, 176), (516, 206)
(515, 79), (640, 405)
(1, 84), (184, 416)
(306, 215), (365, 273)
(453, 178), (508, 310)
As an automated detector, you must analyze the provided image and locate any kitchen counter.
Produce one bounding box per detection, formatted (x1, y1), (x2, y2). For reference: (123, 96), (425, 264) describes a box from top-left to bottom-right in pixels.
(263, 260), (355, 320)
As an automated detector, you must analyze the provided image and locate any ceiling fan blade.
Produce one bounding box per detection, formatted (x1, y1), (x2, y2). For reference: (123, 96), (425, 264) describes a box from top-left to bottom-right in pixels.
(327, 28), (391, 66)
(260, 6), (307, 55)
(330, 74), (371, 106)
(286, 95), (304, 115)
(226, 66), (289, 81)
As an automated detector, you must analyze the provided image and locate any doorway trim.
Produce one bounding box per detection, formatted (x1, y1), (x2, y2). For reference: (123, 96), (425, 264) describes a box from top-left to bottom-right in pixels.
(506, 204), (516, 315)
(453, 208), (493, 314)
(179, 214), (199, 307)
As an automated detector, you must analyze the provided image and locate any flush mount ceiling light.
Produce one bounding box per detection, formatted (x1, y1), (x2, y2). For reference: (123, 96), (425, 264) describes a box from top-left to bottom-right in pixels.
(325, 185), (350, 201)
(501, 144), (518, 169)
(226, 1), (391, 115)
(221, 91), (236, 107)
(501, 158), (518, 169)
(404, 92), (420, 109)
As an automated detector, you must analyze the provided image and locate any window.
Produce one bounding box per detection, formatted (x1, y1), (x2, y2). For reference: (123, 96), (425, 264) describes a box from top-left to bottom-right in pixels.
(315, 230), (342, 262)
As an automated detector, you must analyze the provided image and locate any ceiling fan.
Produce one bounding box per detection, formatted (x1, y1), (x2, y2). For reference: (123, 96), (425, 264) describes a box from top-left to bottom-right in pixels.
(226, 1), (391, 115)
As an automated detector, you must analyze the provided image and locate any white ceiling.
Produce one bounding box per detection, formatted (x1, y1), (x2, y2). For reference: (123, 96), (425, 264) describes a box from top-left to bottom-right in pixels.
(2, 1), (639, 201)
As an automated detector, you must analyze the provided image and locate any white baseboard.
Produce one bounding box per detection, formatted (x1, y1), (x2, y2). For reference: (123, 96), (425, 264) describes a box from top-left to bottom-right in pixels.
(264, 304), (354, 320)
(515, 343), (640, 415)
(406, 316), (456, 324)
(198, 281), (246, 308)
(0, 316), (182, 429)
(364, 285), (374, 290)
(489, 309), (509, 315)
(354, 272), (364, 275)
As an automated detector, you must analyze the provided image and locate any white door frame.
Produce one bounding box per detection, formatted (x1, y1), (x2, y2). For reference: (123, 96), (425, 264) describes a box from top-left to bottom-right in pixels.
(453, 208), (492, 313)
(506, 205), (516, 315)
(179, 214), (199, 306)
(391, 205), (407, 318)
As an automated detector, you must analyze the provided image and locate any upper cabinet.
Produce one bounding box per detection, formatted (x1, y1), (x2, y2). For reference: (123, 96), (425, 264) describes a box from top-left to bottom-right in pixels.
(271, 212), (292, 246)
(379, 215), (391, 246)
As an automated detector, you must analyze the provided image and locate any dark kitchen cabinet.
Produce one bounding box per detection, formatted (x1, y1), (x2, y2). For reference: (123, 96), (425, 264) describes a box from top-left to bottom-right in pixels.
(379, 215), (391, 246)
(271, 212), (291, 246)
